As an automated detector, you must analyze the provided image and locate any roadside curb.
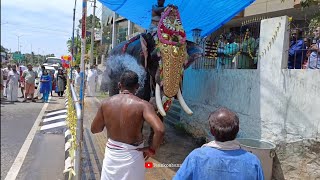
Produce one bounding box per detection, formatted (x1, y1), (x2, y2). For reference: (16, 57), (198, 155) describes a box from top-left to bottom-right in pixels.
(63, 97), (74, 180)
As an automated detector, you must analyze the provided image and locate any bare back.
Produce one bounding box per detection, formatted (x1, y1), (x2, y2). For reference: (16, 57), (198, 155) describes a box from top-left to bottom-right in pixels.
(101, 94), (147, 145)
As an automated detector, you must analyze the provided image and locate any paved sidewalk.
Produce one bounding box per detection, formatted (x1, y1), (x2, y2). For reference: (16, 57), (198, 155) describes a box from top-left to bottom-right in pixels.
(81, 96), (199, 180)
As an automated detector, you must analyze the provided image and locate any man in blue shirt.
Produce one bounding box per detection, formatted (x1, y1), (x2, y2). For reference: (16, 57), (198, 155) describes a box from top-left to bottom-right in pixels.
(288, 28), (306, 69)
(174, 107), (264, 180)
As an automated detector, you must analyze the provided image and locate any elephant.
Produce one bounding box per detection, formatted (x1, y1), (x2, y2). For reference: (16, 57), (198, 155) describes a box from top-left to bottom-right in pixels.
(102, 5), (203, 116)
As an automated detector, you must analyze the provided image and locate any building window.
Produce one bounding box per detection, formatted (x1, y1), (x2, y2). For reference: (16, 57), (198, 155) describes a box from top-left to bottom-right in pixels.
(117, 20), (128, 43)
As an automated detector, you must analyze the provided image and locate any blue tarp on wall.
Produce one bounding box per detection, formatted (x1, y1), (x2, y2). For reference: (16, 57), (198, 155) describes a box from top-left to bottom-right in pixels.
(98, 0), (255, 41)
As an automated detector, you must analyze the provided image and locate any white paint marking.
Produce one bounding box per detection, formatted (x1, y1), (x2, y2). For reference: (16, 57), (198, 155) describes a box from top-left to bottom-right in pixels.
(43, 114), (67, 123)
(65, 99), (68, 102)
(40, 121), (66, 131)
(45, 109), (67, 116)
(4, 97), (51, 180)
(65, 141), (71, 152)
(65, 129), (71, 137)
(65, 157), (72, 169)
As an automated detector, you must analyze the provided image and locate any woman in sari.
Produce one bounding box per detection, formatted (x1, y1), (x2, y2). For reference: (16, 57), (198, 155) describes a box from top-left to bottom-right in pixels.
(40, 70), (52, 103)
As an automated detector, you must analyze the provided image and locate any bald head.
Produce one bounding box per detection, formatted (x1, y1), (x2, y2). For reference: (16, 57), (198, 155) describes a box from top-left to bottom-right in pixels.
(209, 107), (239, 142)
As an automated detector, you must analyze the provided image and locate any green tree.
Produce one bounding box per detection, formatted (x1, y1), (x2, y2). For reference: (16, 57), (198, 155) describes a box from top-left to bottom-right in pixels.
(78, 14), (101, 30)
(282, 0), (320, 28)
(1, 45), (8, 53)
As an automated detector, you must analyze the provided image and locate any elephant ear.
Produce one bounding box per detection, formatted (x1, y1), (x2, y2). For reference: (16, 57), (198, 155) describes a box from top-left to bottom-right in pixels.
(140, 35), (148, 69)
(184, 40), (204, 69)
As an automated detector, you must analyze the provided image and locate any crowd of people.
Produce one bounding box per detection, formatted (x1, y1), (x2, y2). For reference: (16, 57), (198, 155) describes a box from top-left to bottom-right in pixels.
(289, 26), (320, 69)
(206, 26), (320, 70)
(0, 63), (67, 103)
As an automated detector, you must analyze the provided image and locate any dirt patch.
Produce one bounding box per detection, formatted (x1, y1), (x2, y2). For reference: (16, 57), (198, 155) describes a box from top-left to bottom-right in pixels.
(143, 121), (201, 180)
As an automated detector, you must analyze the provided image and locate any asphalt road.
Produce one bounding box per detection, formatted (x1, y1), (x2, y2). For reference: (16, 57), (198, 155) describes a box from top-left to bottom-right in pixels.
(1, 95), (44, 180)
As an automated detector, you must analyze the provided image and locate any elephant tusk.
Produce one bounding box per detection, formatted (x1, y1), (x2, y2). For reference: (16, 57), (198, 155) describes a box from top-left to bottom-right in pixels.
(155, 84), (166, 116)
(177, 88), (193, 115)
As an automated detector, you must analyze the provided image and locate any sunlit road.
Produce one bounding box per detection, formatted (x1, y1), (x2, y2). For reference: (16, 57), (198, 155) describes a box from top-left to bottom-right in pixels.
(1, 95), (44, 180)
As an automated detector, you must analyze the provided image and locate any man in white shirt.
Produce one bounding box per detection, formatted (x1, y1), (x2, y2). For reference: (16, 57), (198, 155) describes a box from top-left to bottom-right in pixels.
(86, 65), (97, 97)
(74, 66), (82, 95)
(308, 27), (320, 69)
(2, 64), (12, 97)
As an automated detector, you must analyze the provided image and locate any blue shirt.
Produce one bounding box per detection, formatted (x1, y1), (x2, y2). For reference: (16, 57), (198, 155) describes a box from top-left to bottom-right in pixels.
(288, 39), (306, 69)
(174, 147), (264, 180)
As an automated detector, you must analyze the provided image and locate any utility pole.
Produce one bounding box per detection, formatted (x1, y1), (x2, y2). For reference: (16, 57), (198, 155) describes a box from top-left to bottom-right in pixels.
(71, 0), (77, 80)
(90, 0), (97, 66)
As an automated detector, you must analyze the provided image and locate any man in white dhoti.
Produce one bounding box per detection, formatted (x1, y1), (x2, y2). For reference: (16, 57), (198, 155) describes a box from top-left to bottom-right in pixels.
(74, 67), (81, 96)
(91, 70), (165, 180)
(1, 65), (4, 100)
(86, 65), (97, 97)
(6, 65), (20, 102)
(2, 64), (12, 98)
(35, 65), (45, 100)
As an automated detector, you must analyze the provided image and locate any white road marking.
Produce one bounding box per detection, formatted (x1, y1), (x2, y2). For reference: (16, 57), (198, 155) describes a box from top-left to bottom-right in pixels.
(65, 129), (71, 137)
(65, 157), (72, 169)
(40, 121), (66, 131)
(65, 141), (71, 152)
(43, 114), (67, 123)
(45, 109), (67, 116)
(4, 97), (51, 180)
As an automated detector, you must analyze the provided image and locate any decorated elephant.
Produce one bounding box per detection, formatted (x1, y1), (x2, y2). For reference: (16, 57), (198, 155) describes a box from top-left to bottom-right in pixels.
(102, 5), (203, 116)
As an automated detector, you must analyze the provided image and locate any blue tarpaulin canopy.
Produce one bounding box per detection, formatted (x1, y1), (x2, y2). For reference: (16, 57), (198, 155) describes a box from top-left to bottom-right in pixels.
(98, 0), (255, 41)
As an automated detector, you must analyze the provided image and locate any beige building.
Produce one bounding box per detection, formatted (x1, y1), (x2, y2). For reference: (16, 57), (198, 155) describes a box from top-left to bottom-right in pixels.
(101, 0), (318, 49)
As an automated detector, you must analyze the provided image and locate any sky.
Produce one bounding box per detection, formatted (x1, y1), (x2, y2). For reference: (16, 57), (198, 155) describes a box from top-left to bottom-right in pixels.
(1, 0), (102, 57)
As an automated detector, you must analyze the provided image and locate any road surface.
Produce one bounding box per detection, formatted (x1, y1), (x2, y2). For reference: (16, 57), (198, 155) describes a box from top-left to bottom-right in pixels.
(1, 92), (66, 180)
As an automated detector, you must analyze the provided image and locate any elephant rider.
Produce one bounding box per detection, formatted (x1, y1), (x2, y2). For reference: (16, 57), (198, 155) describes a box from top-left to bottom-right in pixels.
(148, 0), (166, 34)
(91, 70), (164, 180)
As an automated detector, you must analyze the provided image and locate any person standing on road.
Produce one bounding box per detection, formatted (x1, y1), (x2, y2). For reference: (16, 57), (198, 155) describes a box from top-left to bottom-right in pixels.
(91, 70), (165, 180)
(35, 65), (45, 100)
(22, 64), (37, 102)
(86, 65), (97, 97)
(174, 107), (264, 180)
(17, 63), (26, 98)
(6, 65), (20, 102)
(0, 64), (4, 100)
(74, 66), (81, 95)
(40, 70), (51, 103)
(56, 69), (66, 97)
(2, 64), (12, 98)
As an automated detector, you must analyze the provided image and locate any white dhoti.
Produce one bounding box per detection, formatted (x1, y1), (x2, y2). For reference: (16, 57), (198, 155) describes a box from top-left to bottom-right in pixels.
(36, 82), (43, 99)
(86, 71), (96, 97)
(3, 80), (7, 97)
(86, 80), (96, 96)
(7, 83), (18, 102)
(101, 138), (145, 180)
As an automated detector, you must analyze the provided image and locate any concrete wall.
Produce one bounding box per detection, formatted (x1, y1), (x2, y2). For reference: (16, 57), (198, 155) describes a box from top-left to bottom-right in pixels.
(181, 15), (320, 179)
(181, 69), (261, 140)
(181, 16), (320, 143)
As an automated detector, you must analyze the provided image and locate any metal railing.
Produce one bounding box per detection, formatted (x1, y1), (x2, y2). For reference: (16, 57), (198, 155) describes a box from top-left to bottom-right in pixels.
(69, 82), (83, 180)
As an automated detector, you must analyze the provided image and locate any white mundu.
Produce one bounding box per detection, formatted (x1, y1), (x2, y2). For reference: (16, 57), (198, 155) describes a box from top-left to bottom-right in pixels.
(101, 138), (145, 180)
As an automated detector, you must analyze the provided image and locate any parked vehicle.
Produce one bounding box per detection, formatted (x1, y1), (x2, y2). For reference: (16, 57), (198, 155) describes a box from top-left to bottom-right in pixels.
(44, 57), (62, 66)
